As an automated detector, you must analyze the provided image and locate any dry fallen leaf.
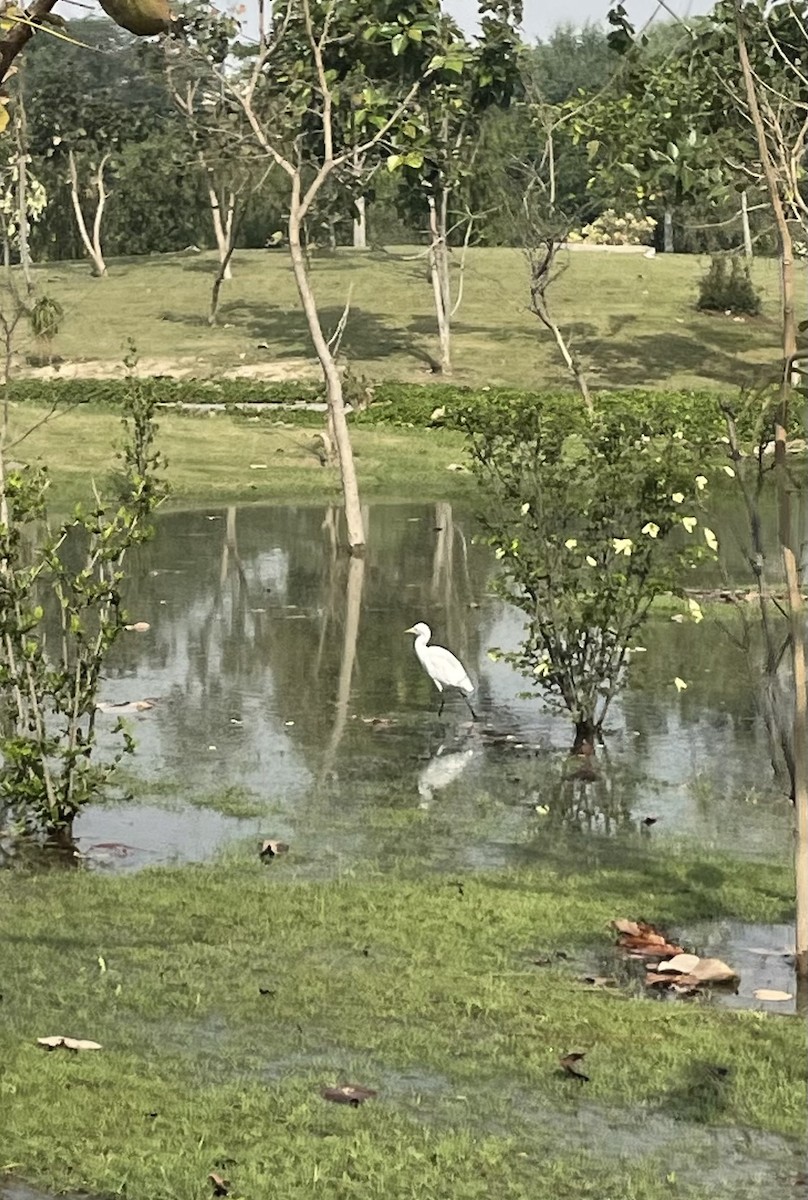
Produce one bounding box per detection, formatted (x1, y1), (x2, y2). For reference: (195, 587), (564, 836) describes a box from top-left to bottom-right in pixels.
(208, 1173), (229, 1196)
(124, 621), (150, 633)
(612, 919), (642, 936)
(37, 1036), (102, 1052)
(642, 816), (659, 827)
(645, 972), (679, 988)
(559, 1052), (589, 1082)
(321, 1084), (377, 1106)
(753, 988), (792, 1002)
(686, 957), (738, 984)
(259, 839), (289, 860)
(655, 953), (701, 975)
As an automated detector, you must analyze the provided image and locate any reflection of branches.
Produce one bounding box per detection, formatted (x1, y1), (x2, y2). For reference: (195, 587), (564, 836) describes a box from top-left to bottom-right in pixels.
(722, 399), (795, 794)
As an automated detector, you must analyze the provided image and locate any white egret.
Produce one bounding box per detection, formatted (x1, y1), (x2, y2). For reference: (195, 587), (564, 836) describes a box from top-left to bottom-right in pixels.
(405, 622), (476, 719)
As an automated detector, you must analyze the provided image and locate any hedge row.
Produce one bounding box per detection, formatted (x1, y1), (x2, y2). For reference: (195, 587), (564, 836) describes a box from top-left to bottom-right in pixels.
(11, 376), (803, 442)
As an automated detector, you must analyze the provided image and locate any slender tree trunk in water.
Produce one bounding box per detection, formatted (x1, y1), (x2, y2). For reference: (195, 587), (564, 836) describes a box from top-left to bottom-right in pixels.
(735, 0), (807, 981)
(353, 194), (367, 249)
(740, 190), (753, 259)
(288, 205), (365, 553)
(572, 719), (597, 757)
(663, 208), (674, 254)
(427, 192), (452, 375)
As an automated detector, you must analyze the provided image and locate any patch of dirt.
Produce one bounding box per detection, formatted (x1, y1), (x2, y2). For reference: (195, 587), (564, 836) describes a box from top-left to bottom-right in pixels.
(19, 356), (319, 382)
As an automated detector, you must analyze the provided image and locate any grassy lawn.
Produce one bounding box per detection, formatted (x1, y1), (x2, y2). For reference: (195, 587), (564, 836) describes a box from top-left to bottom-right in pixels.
(1, 850), (804, 1200)
(9, 402), (473, 509)
(30, 247), (797, 392)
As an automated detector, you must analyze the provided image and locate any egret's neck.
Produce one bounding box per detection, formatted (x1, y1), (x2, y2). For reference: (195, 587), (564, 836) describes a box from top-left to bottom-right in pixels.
(414, 631), (430, 650)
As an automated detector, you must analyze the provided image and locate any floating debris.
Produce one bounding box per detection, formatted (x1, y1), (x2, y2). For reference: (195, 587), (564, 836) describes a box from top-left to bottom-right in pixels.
(96, 698), (157, 714)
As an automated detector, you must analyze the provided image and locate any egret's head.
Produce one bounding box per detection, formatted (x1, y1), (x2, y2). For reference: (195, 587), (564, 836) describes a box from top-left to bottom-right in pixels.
(405, 622), (431, 639)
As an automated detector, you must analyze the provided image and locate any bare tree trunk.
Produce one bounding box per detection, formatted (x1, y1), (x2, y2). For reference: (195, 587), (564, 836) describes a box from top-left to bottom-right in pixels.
(531, 289), (592, 413)
(353, 194), (367, 249)
(67, 149), (109, 278)
(288, 201), (365, 554)
(663, 208), (674, 253)
(740, 190), (753, 259)
(427, 192), (452, 375)
(207, 178), (235, 282)
(735, 0), (807, 981)
(14, 81), (32, 292)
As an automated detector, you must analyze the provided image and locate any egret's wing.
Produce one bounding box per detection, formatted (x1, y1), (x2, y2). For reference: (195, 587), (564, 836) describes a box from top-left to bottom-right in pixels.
(428, 645), (474, 693)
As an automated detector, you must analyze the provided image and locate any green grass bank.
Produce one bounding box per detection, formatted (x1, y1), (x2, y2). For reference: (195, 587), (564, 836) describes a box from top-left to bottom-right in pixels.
(1, 851), (804, 1200)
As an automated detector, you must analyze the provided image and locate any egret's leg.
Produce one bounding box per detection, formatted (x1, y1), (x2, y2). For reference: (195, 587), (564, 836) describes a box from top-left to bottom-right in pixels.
(464, 696), (477, 721)
(437, 694), (445, 718)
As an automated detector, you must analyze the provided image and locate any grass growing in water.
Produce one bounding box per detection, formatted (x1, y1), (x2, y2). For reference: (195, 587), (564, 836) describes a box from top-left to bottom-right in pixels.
(1, 851), (804, 1199)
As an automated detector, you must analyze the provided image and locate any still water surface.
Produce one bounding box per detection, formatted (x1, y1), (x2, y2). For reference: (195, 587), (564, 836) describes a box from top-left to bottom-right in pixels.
(77, 500), (793, 880)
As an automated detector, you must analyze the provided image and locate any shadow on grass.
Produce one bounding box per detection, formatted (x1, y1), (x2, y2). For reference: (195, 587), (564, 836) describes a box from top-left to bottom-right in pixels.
(663, 1060), (734, 1123)
(158, 301), (421, 365)
(585, 318), (780, 389)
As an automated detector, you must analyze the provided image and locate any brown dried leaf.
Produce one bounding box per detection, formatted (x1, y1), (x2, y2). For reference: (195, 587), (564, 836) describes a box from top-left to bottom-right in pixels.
(670, 974), (703, 994)
(612, 919), (641, 936)
(645, 972), (677, 988)
(654, 953), (701, 975)
(124, 621), (151, 633)
(753, 988), (792, 1002)
(208, 1174), (229, 1197)
(559, 1052), (589, 1081)
(321, 1084), (377, 1106)
(686, 957), (738, 984)
(618, 932), (684, 958)
(259, 839), (289, 860)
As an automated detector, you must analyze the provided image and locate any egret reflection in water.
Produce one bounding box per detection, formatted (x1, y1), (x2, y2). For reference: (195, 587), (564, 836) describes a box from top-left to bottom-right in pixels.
(417, 742), (478, 804)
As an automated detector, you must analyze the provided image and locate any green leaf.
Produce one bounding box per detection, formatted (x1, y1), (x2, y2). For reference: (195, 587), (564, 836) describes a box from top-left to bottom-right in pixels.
(391, 32), (406, 56)
(386, 154), (403, 172)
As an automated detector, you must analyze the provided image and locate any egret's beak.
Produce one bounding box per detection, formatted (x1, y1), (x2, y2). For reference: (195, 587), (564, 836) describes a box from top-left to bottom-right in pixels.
(404, 626), (416, 634)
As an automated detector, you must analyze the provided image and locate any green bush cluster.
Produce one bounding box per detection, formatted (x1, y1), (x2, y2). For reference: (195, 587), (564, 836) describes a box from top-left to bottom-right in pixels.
(13, 376), (800, 442)
(697, 255), (762, 315)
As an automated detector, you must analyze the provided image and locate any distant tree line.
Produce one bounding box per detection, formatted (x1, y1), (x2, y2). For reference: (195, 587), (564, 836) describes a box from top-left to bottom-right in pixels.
(17, 15), (776, 263)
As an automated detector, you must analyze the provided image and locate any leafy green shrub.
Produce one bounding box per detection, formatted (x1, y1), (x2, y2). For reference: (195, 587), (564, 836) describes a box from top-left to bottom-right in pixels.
(461, 395), (721, 750)
(697, 255), (761, 315)
(12, 376), (800, 442)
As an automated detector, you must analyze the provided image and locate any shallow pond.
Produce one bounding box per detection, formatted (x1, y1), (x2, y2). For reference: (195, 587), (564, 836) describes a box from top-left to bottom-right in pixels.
(74, 498), (796, 880)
